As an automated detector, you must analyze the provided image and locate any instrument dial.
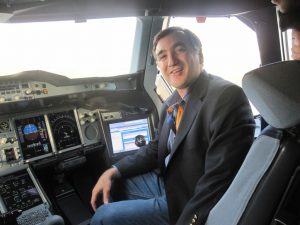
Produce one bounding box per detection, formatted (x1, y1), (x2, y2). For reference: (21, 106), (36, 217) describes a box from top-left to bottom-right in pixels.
(48, 110), (82, 151)
(0, 120), (10, 132)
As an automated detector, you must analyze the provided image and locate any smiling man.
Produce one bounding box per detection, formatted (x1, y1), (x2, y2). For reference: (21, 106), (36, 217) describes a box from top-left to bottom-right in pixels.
(154, 29), (203, 98)
(90, 27), (255, 225)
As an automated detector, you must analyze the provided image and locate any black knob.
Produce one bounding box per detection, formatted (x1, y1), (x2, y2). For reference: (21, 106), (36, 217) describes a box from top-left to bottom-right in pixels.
(135, 135), (146, 147)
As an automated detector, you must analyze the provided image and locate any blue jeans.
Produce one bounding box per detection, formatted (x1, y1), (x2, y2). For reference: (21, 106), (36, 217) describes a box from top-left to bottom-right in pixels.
(90, 172), (169, 225)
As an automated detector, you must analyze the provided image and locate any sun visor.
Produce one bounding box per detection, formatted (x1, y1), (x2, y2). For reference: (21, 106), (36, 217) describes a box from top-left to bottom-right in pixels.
(242, 61), (300, 129)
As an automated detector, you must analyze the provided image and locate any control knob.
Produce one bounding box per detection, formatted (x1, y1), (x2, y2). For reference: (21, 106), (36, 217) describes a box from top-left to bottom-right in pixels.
(14, 95), (21, 101)
(7, 137), (16, 144)
(0, 137), (7, 145)
(25, 89), (33, 95)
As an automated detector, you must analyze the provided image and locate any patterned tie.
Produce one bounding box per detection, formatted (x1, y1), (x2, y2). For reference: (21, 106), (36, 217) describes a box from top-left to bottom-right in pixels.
(166, 102), (184, 133)
(175, 104), (184, 131)
(165, 102), (184, 166)
(166, 106), (176, 133)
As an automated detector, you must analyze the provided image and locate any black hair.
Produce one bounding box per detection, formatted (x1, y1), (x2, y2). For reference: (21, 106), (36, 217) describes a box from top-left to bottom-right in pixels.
(277, 0), (300, 31)
(152, 27), (202, 59)
(279, 11), (300, 31)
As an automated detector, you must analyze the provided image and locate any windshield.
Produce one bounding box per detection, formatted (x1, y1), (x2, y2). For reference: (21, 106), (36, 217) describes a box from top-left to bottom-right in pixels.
(169, 16), (261, 87)
(0, 17), (137, 78)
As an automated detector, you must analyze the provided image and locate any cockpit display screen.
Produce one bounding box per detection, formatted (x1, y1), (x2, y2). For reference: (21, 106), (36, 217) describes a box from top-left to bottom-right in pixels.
(0, 169), (43, 212)
(48, 110), (82, 151)
(15, 115), (52, 160)
(108, 118), (151, 155)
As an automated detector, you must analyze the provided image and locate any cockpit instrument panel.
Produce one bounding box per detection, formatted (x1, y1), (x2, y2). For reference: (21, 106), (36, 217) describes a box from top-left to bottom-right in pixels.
(14, 115), (53, 162)
(0, 118), (20, 164)
(48, 110), (82, 152)
(0, 107), (103, 167)
(0, 168), (43, 212)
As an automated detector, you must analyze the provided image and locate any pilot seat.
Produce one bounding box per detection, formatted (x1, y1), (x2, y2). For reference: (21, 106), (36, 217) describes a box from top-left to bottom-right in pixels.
(205, 60), (300, 225)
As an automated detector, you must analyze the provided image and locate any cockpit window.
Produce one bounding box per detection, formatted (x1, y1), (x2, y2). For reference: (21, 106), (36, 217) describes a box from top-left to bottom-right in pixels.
(0, 17), (137, 78)
(169, 17), (261, 87)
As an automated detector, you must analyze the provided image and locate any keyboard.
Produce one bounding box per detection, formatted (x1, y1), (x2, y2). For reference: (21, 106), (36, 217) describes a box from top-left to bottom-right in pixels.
(16, 203), (52, 225)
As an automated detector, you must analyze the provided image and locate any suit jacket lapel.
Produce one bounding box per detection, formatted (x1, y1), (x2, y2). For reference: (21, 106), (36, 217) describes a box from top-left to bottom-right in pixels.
(158, 109), (172, 169)
(169, 71), (210, 160)
(169, 97), (201, 156)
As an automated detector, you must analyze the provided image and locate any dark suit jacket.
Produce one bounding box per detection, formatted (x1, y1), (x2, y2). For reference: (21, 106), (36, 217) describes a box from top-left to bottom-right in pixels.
(115, 71), (255, 225)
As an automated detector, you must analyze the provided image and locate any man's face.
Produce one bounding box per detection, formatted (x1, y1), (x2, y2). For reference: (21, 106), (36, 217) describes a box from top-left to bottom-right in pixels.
(292, 29), (300, 60)
(155, 32), (203, 91)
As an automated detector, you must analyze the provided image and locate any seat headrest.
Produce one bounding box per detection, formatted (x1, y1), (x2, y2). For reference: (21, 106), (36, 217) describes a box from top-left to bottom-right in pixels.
(242, 61), (300, 129)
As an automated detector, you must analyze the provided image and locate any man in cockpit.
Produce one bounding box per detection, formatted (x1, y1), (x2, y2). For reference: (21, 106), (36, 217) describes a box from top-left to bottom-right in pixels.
(90, 27), (255, 225)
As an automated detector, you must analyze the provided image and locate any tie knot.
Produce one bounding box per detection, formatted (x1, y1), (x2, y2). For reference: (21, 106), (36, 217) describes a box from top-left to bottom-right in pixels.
(167, 106), (174, 114)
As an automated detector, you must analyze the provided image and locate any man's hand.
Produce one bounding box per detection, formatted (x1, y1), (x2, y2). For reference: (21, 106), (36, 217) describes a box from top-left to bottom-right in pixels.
(90, 167), (119, 212)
